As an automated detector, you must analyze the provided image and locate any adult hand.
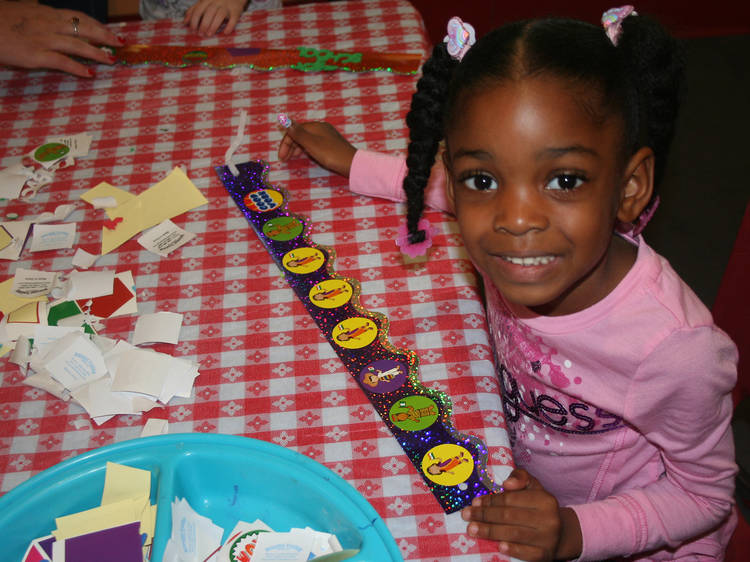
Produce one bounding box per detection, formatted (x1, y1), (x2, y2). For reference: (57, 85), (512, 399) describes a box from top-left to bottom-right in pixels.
(0, 1), (123, 77)
(461, 468), (583, 561)
(184, 0), (247, 37)
(278, 120), (357, 178)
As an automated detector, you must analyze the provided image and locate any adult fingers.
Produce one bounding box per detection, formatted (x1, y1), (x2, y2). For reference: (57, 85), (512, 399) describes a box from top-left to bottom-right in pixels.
(222, 12), (239, 35)
(32, 49), (94, 78)
(57, 9), (122, 47)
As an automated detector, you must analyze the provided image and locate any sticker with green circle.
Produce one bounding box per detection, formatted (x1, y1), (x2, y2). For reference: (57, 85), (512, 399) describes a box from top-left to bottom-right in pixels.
(262, 216), (303, 241)
(389, 395), (439, 431)
(33, 142), (69, 163)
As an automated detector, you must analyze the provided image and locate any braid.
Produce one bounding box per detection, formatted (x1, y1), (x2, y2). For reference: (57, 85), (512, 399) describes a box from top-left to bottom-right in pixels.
(402, 43), (458, 244)
(618, 15), (686, 186)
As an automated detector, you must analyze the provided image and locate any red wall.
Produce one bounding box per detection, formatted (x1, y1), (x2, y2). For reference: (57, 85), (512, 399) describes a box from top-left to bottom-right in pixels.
(409, 0), (750, 46)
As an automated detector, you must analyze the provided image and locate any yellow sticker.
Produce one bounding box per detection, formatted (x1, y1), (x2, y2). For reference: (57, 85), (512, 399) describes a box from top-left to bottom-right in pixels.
(421, 444), (474, 486)
(332, 317), (378, 349)
(308, 279), (353, 309)
(282, 247), (325, 274)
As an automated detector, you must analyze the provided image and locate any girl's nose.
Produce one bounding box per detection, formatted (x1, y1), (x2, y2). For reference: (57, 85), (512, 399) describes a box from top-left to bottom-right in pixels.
(491, 186), (548, 235)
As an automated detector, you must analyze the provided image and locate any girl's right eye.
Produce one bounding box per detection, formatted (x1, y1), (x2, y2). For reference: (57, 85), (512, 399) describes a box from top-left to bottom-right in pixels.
(461, 174), (497, 191)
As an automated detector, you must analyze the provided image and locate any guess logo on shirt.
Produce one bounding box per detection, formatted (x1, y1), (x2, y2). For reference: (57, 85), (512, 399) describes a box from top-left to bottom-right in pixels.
(499, 364), (623, 434)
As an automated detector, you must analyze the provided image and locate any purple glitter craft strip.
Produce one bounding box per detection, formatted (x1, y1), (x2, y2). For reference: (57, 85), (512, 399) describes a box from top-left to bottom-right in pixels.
(217, 160), (499, 513)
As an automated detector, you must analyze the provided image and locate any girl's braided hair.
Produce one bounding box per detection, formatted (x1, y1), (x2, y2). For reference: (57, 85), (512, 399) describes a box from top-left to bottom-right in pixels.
(401, 13), (685, 244)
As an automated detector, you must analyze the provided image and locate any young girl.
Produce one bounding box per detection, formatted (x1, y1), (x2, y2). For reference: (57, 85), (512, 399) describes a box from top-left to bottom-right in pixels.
(278, 7), (738, 560)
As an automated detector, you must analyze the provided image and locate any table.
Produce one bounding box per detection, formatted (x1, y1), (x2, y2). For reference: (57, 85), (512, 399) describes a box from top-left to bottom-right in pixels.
(0, 1), (513, 560)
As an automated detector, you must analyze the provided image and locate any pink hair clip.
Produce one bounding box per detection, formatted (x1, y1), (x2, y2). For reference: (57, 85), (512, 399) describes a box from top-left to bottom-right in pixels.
(396, 218), (435, 258)
(443, 17), (476, 61)
(601, 5), (637, 46)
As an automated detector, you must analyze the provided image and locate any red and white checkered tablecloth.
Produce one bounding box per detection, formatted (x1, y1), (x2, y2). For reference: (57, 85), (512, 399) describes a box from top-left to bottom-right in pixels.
(0, 1), (513, 559)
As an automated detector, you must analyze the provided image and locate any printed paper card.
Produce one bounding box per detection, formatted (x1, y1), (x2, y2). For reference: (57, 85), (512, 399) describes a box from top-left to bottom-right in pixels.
(137, 219), (196, 257)
(0, 277), (46, 316)
(47, 133), (93, 158)
(29, 222), (76, 252)
(162, 498), (223, 562)
(12, 268), (58, 298)
(38, 331), (107, 390)
(100, 167), (208, 255)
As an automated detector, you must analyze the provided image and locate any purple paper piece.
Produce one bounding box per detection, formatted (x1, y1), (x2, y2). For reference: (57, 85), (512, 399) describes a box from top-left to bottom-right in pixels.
(63, 521), (143, 562)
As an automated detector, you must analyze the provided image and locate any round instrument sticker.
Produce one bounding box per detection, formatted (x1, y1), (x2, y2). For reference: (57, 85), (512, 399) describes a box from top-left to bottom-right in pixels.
(309, 279), (353, 309)
(262, 216), (303, 242)
(332, 317), (378, 350)
(421, 444), (474, 486)
(244, 189), (283, 212)
(282, 247), (325, 274)
(389, 395), (439, 431)
(33, 142), (69, 163)
(359, 359), (407, 393)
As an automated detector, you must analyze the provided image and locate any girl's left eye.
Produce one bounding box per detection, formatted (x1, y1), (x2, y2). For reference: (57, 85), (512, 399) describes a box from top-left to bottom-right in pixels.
(546, 174), (584, 191)
(462, 174), (498, 191)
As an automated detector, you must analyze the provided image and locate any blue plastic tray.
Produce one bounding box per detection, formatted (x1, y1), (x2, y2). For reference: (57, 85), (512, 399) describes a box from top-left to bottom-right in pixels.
(0, 433), (402, 561)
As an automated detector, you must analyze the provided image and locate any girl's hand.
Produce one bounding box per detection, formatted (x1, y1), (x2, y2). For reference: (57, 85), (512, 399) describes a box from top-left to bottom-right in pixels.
(461, 469), (582, 561)
(184, 0), (247, 36)
(278, 121), (357, 178)
(0, 1), (122, 77)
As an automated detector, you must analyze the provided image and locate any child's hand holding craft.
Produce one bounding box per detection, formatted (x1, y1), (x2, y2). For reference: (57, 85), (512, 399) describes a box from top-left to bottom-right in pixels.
(184, 0), (247, 36)
(462, 469), (582, 561)
(278, 120), (356, 177)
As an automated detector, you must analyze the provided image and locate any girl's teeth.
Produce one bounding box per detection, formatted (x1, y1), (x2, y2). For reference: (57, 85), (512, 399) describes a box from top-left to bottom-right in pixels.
(503, 255), (554, 266)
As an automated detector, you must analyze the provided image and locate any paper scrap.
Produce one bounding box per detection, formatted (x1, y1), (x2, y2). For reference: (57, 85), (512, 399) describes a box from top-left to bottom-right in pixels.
(80, 182), (136, 215)
(0, 277), (47, 315)
(37, 331), (107, 390)
(67, 269), (115, 301)
(72, 248), (99, 269)
(30, 222), (76, 252)
(33, 203), (77, 224)
(140, 418), (168, 437)
(162, 498), (223, 562)
(101, 461), (151, 506)
(12, 268), (58, 298)
(0, 163), (31, 200)
(137, 219), (196, 257)
(48, 133), (93, 158)
(0, 220), (32, 260)
(100, 167), (208, 254)
(51, 521), (143, 562)
(132, 311), (183, 345)
(30, 141), (72, 169)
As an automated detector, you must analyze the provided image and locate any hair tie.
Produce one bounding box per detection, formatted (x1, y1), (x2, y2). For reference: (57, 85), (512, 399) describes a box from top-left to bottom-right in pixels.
(443, 16), (476, 61)
(396, 218), (435, 258)
(631, 194), (659, 236)
(601, 5), (637, 46)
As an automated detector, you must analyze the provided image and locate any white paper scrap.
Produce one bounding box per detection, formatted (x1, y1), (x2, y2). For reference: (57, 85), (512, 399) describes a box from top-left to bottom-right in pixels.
(33, 203), (77, 224)
(252, 531), (315, 562)
(111, 347), (173, 398)
(71, 248), (99, 269)
(39, 331), (108, 390)
(163, 498), (224, 562)
(47, 133), (93, 158)
(137, 219), (196, 257)
(67, 269), (115, 300)
(0, 163), (32, 199)
(12, 268), (58, 298)
(132, 311), (183, 345)
(158, 355), (200, 403)
(140, 418), (169, 437)
(30, 222), (76, 252)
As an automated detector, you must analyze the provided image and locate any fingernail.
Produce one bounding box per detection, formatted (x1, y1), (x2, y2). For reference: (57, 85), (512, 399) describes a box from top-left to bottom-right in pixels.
(466, 522), (478, 537)
(471, 496), (482, 506)
(498, 542), (510, 554)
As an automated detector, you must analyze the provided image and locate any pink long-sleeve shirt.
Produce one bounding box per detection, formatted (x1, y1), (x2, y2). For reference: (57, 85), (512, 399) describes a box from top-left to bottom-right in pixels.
(350, 149), (738, 560)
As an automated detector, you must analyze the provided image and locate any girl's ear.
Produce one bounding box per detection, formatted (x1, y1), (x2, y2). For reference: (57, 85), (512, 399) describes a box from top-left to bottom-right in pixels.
(617, 146), (655, 224)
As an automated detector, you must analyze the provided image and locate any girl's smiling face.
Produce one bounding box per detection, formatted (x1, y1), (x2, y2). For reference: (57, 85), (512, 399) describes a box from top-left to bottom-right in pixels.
(444, 75), (652, 316)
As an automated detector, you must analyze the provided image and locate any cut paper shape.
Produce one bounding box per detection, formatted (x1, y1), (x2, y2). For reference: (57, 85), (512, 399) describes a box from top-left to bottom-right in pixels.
(0, 278), (45, 317)
(132, 311), (183, 345)
(33, 203), (77, 224)
(30, 141), (70, 169)
(103, 216), (124, 230)
(114, 44), (421, 75)
(0, 220), (32, 260)
(100, 167), (208, 255)
(6, 300), (48, 341)
(163, 498), (224, 562)
(137, 219), (196, 257)
(101, 461), (151, 506)
(36, 331), (107, 390)
(75, 272), (136, 319)
(80, 182), (136, 217)
(51, 521), (143, 562)
(47, 132), (93, 158)
(0, 225), (12, 251)
(67, 269), (115, 300)
(140, 418), (168, 437)
(0, 164), (31, 199)
(72, 248), (98, 269)
(217, 160), (500, 513)
(12, 268), (58, 298)
(30, 222), (76, 252)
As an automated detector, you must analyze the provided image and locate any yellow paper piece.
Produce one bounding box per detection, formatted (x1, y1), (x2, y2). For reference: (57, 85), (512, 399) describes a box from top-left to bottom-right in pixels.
(101, 461), (151, 505)
(101, 167), (208, 255)
(6, 300), (44, 323)
(0, 278), (46, 316)
(0, 225), (12, 251)
(80, 182), (136, 219)
(53, 497), (144, 540)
